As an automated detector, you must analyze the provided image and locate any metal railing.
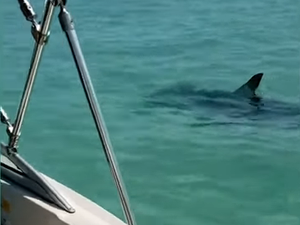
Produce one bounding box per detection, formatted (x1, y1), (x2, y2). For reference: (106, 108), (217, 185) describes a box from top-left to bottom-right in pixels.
(0, 1), (136, 224)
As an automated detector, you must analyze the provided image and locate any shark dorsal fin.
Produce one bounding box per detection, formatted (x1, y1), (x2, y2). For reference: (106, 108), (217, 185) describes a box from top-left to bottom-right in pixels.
(233, 73), (264, 98)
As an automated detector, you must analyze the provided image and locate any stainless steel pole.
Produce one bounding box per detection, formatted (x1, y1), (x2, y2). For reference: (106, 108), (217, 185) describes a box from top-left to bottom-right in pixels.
(58, 7), (136, 225)
(9, 0), (56, 149)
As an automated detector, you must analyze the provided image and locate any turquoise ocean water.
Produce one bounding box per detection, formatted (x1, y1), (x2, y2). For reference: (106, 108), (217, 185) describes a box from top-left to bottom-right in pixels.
(1, 0), (299, 224)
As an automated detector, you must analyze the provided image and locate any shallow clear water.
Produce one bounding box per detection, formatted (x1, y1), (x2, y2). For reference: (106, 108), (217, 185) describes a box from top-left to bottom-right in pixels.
(1, 0), (299, 224)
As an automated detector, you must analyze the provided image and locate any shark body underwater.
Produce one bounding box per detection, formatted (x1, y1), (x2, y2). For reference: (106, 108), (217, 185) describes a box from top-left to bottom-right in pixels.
(145, 73), (300, 129)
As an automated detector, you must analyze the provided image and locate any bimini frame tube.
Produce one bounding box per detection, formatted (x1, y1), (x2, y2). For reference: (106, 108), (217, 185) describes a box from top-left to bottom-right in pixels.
(58, 5), (136, 225)
(9, 0), (56, 149)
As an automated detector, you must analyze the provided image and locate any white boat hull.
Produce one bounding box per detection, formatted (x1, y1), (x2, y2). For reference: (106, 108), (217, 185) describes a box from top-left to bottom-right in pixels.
(1, 172), (127, 225)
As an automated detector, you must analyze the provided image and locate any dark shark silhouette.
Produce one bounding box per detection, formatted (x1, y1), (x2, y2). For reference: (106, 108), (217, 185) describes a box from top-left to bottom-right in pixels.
(145, 73), (299, 129)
